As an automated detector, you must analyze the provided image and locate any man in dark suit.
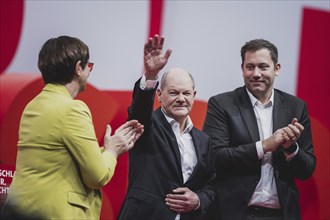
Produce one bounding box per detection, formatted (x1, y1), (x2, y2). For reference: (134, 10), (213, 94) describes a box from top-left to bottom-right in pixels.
(118, 35), (216, 220)
(203, 39), (316, 220)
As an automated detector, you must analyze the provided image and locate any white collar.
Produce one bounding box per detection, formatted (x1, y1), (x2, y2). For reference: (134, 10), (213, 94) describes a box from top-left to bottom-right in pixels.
(161, 108), (193, 133)
(246, 88), (274, 107)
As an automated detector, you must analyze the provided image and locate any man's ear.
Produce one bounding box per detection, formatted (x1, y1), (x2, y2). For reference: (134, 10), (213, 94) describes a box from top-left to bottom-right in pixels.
(241, 63), (244, 75)
(275, 63), (281, 76)
(75, 60), (82, 77)
(156, 88), (162, 102)
(193, 91), (197, 98)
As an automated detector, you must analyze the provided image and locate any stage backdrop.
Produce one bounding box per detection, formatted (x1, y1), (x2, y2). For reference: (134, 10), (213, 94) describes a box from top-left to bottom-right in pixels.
(0, 1), (329, 219)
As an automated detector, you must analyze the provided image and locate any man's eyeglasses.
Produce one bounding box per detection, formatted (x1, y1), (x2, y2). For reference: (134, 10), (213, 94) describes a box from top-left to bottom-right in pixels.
(87, 62), (94, 72)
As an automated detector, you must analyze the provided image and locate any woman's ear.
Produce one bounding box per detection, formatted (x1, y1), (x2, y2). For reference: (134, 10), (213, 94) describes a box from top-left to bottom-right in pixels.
(75, 60), (82, 76)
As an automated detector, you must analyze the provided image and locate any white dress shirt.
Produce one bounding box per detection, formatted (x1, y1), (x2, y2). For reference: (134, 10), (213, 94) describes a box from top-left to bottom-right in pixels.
(247, 89), (281, 209)
(162, 110), (197, 183)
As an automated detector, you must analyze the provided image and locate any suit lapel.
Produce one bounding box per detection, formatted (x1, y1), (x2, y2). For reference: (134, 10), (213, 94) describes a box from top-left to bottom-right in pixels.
(272, 90), (288, 177)
(273, 90), (288, 131)
(155, 109), (183, 181)
(237, 87), (260, 142)
(190, 128), (202, 160)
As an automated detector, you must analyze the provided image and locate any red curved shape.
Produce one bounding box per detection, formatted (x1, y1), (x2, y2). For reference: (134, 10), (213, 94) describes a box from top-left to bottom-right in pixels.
(0, 74), (40, 124)
(0, 0), (24, 74)
(102, 91), (132, 218)
(0, 74), (45, 165)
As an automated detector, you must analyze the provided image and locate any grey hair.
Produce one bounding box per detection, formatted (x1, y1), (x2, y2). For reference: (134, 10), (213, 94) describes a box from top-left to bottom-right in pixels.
(160, 69), (195, 90)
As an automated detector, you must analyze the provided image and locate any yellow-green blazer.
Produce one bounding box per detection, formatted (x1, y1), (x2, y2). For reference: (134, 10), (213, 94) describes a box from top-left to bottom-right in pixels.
(5, 84), (116, 219)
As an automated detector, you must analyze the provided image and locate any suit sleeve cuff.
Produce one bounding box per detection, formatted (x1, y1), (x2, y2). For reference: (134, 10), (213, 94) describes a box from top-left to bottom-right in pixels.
(284, 143), (299, 161)
(140, 74), (158, 90)
(256, 141), (264, 159)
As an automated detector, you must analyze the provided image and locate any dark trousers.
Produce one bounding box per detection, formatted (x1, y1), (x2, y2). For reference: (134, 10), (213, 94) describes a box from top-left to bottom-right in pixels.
(242, 206), (283, 220)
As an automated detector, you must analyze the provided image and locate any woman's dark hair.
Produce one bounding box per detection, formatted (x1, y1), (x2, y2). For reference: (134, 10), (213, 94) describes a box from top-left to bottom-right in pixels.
(38, 36), (89, 84)
(240, 39), (278, 66)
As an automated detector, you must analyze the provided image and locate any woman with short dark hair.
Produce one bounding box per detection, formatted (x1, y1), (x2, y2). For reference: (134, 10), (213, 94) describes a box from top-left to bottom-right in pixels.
(1, 35), (144, 219)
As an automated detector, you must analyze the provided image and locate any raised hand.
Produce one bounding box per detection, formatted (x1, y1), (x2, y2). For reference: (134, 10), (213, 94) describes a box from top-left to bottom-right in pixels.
(103, 120), (144, 158)
(144, 34), (172, 80)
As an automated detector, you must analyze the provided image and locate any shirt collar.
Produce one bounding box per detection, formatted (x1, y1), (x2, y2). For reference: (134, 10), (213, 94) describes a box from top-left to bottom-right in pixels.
(246, 88), (274, 107)
(161, 108), (193, 133)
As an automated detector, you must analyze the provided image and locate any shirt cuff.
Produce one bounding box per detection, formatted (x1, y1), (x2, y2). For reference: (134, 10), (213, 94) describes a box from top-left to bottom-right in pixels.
(284, 143), (299, 161)
(256, 141), (264, 159)
(140, 74), (159, 90)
